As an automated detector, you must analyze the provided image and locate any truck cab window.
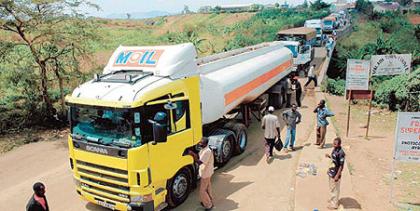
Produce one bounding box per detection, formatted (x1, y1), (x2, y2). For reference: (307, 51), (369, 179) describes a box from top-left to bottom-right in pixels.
(142, 103), (171, 143)
(172, 100), (190, 132)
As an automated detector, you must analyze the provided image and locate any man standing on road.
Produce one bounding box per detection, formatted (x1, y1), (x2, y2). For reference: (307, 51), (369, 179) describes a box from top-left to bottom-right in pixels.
(282, 104), (301, 152)
(292, 77), (303, 108)
(304, 64), (318, 89)
(26, 182), (49, 211)
(314, 100), (334, 148)
(325, 137), (345, 210)
(286, 77), (293, 108)
(198, 137), (214, 211)
(262, 106), (281, 162)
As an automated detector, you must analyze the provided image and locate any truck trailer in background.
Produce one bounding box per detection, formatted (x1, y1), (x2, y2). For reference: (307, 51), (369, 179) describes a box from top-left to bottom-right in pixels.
(277, 27), (316, 75)
(65, 42), (293, 211)
(304, 19), (324, 46)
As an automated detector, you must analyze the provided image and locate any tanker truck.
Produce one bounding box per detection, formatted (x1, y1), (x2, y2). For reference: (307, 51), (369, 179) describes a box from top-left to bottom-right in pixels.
(65, 42), (293, 211)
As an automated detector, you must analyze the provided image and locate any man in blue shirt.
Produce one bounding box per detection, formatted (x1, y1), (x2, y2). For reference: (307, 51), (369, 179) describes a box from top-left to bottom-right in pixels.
(313, 100), (334, 148)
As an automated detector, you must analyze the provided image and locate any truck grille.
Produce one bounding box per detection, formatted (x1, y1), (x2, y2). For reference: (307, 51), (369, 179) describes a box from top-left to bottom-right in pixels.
(76, 160), (130, 203)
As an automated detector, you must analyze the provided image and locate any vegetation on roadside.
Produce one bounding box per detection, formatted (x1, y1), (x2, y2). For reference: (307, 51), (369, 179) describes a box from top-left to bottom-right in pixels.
(325, 1), (420, 111)
(0, 0), (98, 133)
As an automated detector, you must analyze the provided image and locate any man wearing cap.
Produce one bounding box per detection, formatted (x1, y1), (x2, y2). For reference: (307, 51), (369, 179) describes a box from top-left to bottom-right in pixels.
(26, 182), (49, 211)
(314, 100), (335, 148)
(261, 106), (281, 162)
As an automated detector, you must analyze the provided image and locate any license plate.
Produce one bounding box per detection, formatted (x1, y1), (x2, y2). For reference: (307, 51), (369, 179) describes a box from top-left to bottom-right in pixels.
(97, 200), (115, 210)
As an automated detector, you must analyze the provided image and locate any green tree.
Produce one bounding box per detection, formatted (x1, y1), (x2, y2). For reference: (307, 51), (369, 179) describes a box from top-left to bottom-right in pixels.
(310, 0), (330, 11)
(0, 0), (99, 117)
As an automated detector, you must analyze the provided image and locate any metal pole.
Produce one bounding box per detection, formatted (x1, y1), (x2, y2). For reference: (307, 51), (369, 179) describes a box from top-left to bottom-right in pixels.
(365, 90), (373, 138)
(390, 158), (396, 206)
(346, 90), (352, 137)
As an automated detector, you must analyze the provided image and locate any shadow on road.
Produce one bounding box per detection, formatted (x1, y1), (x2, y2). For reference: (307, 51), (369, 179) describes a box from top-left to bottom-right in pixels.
(339, 197), (362, 209)
(86, 202), (109, 211)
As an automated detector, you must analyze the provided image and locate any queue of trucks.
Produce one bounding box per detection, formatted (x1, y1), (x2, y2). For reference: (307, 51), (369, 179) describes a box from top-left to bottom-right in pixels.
(65, 11), (350, 211)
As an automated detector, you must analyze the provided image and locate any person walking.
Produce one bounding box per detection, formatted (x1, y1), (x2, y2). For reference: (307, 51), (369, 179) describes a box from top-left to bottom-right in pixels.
(282, 104), (301, 152)
(261, 106), (280, 162)
(304, 64), (318, 89)
(325, 137), (345, 210)
(314, 100), (334, 148)
(286, 77), (293, 108)
(292, 77), (303, 107)
(198, 137), (214, 211)
(26, 182), (49, 211)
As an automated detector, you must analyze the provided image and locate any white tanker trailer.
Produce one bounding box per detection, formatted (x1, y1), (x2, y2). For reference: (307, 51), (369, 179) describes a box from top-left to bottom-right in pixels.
(65, 42), (293, 210)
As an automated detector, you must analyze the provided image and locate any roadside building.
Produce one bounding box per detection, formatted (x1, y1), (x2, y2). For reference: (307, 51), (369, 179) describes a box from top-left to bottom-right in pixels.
(372, 1), (400, 13)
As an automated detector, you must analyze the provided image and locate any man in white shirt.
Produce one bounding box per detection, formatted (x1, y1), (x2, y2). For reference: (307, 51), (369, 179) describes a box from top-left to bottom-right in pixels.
(304, 64), (318, 88)
(198, 137), (214, 210)
(261, 106), (281, 162)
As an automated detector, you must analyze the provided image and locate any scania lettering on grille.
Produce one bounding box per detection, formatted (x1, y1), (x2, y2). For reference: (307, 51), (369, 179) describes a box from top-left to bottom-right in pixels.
(86, 145), (109, 155)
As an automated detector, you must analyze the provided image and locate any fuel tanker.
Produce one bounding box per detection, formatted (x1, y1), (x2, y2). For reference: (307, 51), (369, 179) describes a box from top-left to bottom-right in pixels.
(65, 42), (293, 210)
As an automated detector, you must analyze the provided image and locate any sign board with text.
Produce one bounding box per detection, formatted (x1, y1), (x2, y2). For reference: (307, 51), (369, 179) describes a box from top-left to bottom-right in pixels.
(345, 59), (370, 91)
(371, 54), (411, 76)
(394, 112), (420, 162)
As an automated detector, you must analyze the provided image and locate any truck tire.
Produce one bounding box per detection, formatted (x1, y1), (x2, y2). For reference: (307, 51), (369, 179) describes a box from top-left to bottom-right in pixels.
(209, 129), (235, 167)
(166, 167), (192, 208)
(224, 122), (248, 155)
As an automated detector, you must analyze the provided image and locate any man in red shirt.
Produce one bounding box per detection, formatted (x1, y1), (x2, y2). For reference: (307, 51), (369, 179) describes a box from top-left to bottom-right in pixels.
(26, 182), (49, 211)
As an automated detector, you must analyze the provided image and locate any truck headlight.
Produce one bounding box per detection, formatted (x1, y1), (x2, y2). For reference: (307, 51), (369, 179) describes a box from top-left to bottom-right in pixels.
(130, 193), (153, 203)
(130, 195), (143, 203)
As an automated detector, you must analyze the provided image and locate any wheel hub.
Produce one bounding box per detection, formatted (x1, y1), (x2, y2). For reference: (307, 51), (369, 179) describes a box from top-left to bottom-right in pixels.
(173, 174), (188, 199)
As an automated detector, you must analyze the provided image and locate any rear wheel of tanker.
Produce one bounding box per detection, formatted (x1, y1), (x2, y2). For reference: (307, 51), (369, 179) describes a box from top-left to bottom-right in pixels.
(166, 167), (192, 208)
(223, 122), (248, 155)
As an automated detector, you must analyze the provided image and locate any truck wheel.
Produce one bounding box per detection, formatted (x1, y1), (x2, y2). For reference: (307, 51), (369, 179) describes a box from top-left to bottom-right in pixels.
(223, 122), (248, 155)
(232, 123), (247, 155)
(166, 167), (192, 208)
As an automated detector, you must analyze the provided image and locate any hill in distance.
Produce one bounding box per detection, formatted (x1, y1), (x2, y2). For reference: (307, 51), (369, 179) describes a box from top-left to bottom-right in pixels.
(106, 10), (171, 19)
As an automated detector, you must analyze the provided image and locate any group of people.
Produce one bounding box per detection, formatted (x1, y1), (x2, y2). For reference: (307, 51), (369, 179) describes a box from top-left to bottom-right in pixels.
(262, 99), (344, 210)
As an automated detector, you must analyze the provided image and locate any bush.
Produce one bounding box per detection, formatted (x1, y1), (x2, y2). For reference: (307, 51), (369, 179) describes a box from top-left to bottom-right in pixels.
(322, 78), (346, 96)
(374, 68), (420, 111)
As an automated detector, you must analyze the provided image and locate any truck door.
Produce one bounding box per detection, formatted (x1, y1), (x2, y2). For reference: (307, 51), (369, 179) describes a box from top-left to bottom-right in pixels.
(144, 97), (194, 184)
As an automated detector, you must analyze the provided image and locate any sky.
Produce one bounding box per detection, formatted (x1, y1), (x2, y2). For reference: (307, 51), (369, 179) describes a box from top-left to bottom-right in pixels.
(82, 0), (344, 17)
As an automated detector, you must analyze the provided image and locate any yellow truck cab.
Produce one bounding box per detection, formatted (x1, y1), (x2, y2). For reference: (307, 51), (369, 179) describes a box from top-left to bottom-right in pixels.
(66, 42), (293, 210)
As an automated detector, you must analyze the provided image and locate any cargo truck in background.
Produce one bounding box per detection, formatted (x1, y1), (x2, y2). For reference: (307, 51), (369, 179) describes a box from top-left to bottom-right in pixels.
(304, 19), (324, 46)
(322, 16), (337, 33)
(65, 42), (293, 210)
(276, 27), (316, 75)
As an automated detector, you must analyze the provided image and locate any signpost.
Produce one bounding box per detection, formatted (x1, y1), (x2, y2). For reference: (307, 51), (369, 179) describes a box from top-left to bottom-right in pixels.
(371, 54), (412, 76)
(390, 112), (420, 204)
(394, 112), (420, 162)
(345, 59), (370, 91)
(345, 59), (370, 137)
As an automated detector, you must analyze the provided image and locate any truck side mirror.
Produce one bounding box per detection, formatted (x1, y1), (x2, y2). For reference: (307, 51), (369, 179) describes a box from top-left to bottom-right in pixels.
(152, 122), (167, 144)
(149, 111), (168, 144)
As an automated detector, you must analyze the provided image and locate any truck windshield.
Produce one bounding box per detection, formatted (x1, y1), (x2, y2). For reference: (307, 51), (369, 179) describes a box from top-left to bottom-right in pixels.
(70, 106), (142, 148)
(285, 45), (298, 58)
(324, 20), (333, 25)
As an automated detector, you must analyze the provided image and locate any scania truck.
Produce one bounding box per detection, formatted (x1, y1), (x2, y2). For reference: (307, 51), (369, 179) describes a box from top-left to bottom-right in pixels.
(66, 42), (293, 210)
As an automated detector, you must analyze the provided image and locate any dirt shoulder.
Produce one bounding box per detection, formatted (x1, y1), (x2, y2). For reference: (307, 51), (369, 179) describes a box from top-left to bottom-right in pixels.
(324, 94), (420, 211)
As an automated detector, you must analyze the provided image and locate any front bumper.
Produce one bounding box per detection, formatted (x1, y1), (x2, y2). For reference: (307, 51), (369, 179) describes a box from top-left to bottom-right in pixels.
(78, 188), (154, 211)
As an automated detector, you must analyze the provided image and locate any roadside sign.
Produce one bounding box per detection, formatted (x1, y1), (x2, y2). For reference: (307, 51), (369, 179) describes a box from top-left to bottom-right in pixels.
(345, 59), (370, 91)
(394, 112), (420, 162)
(345, 90), (374, 100)
(371, 54), (411, 76)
